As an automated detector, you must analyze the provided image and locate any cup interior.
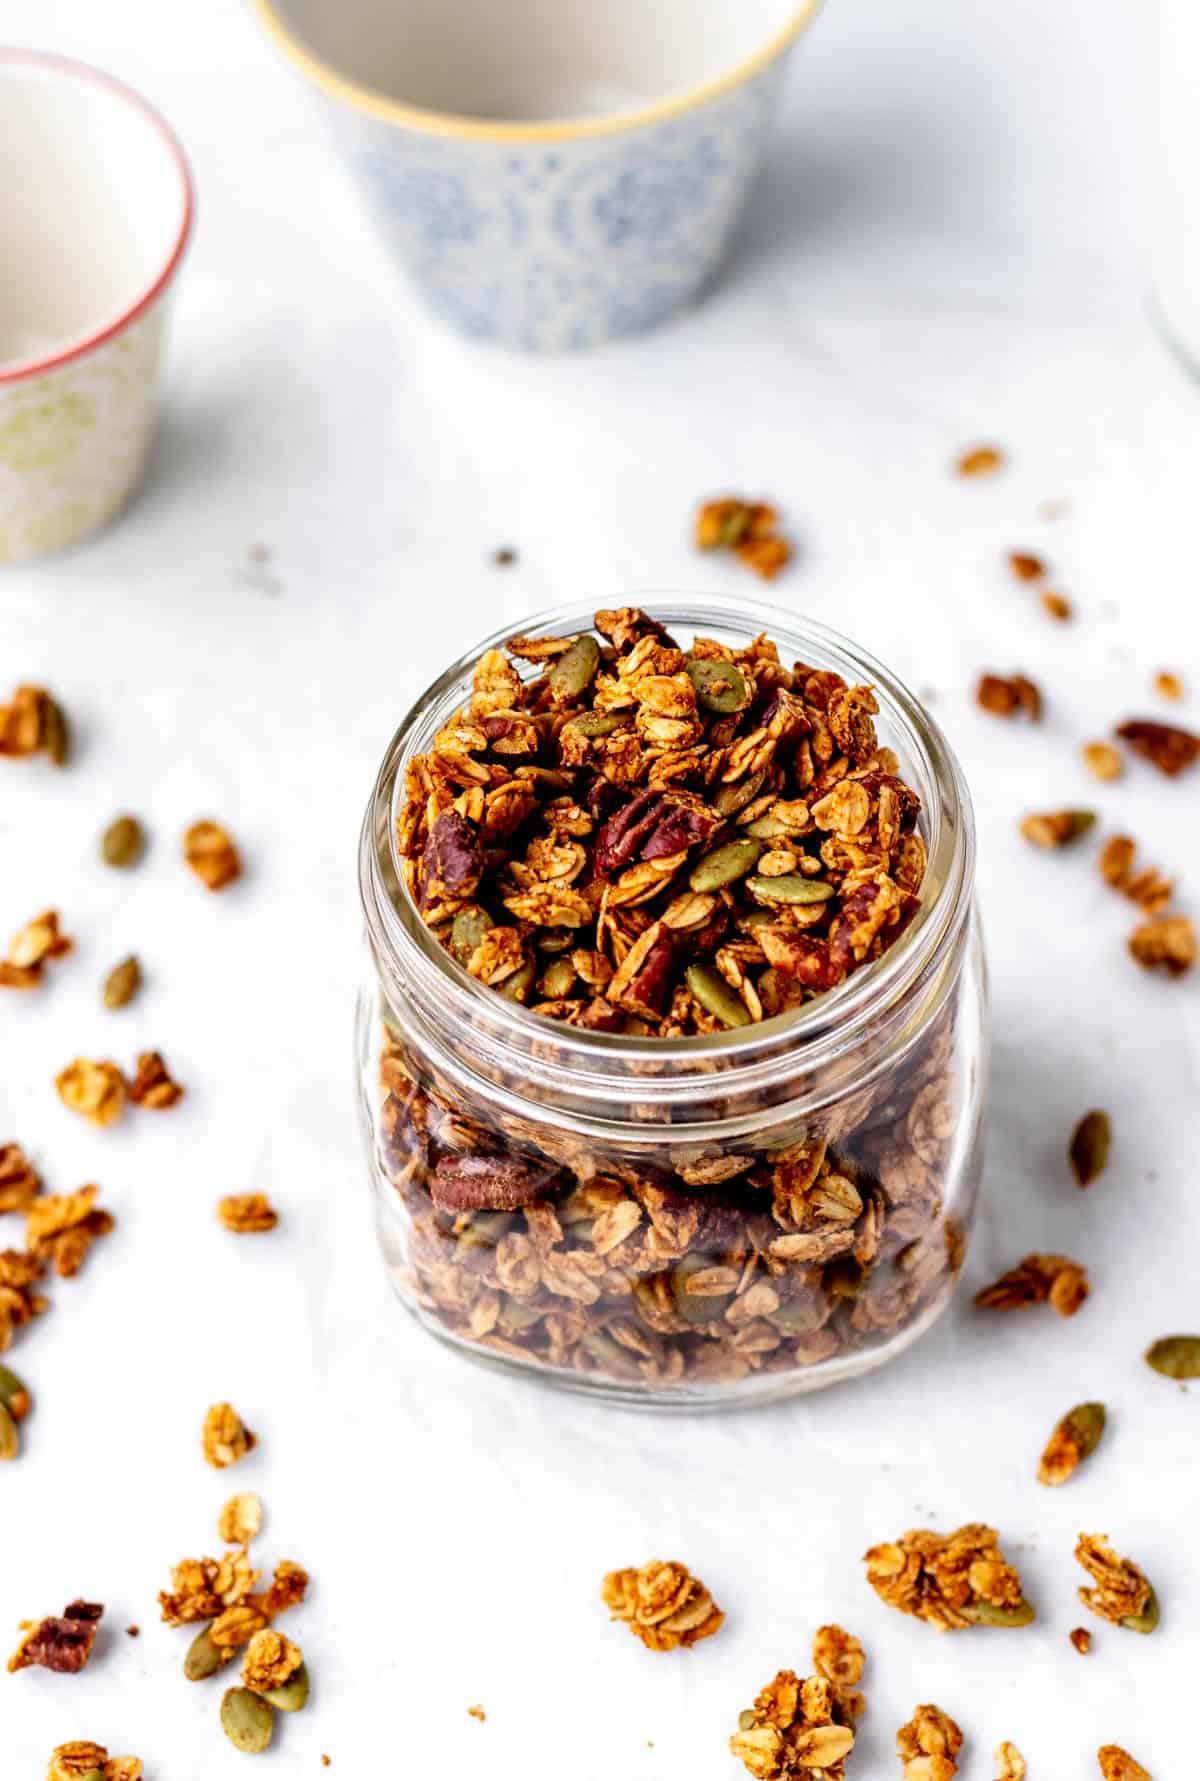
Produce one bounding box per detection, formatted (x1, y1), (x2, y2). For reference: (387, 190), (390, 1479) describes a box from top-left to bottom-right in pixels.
(0, 56), (191, 375)
(269, 0), (808, 123)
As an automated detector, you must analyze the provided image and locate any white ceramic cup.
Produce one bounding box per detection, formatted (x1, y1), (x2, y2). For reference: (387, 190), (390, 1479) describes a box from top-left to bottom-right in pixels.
(0, 52), (193, 562)
(255, 0), (823, 351)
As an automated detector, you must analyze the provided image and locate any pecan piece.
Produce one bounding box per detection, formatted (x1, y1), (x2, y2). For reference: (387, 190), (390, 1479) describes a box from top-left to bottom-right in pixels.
(1115, 718), (1199, 776)
(9, 1599), (103, 1673)
(431, 1154), (554, 1212)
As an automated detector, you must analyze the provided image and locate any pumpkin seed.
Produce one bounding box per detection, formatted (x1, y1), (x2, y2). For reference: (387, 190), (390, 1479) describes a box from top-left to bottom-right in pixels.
(744, 811), (791, 840)
(535, 928), (574, 954)
(0, 1363), (30, 1422)
(671, 1253), (734, 1324)
(262, 1661), (310, 1712)
(539, 957), (577, 998)
(1063, 1400), (1106, 1456)
(746, 874), (835, 905)
(548, 634), (600, 701)
(686, 963), (751, 1029)
(220, 1687), (274, 1753)
(689, 838), (762, 893)
(450, 906), (493, 966)
(1122, 1583), (1160, 1635)
(1039, 1400), (1106, 1485)
(579, 1332), (641, 1380)
(0, 1401), (18, 1462)
(713, 769), (766, 816)
(687, 658), (750, 714)
(770, 1299), (825, 1335)
(501, 1296), (542, 1332)
(1145, 1333), (1200, 1379)
(564, 711), (623, 739)
(184, 1625), (232, 1682)
(102, 954), (142, 1010)
(100, 814), (145, 868)
(498, 960), (536, 1003)
(961, 1596), (1036, 1628)
(1069, 1109), (1111, 1187)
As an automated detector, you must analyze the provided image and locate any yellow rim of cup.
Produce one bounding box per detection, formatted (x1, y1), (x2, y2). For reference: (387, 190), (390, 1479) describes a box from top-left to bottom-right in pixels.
(252, 0), (825, 142)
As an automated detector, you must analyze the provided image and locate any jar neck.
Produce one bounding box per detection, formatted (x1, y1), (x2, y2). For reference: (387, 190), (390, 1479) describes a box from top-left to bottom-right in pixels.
(359, 596), (976, 1135)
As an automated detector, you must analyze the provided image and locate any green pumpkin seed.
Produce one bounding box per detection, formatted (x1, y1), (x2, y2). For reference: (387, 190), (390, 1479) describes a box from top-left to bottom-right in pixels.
(744, 812), (791, 840)
(1122, 1583), (1160, 1635)
(498, 960), (536, 1003)
(713, 769), (766, 816)
(0, 1401), (18, 1462)
(535, 928), (574, 954)
(670, 1253), (734, 1325)
(770, 1299), (826, 1335)
(580, 1332), (641, 1380)
(102, 954), (142, 1010)
(539, 957), (577, 998)
(501, 1296), (543, 1332)
(1039, 1401), (1106, 1485)
(263, 1661), (310, 1712)
(548, 634), (600, 701)
(565, 711), (623, 739)
(0, 1363), (30, 1422)
(1144, 1334), (1200, 1380)
(961, 1596), (1036, 1628)
(686, 963), (751, 1029)
(746, 874), (835, 905)
(100, 813), (145, 868)
(450, 906), (493, 966)
(220, 1687), (274, 1753)
(1069, 1109), (1111, 1187)
(689, 838), (763, 893)
(738, 1710), (757, 1733)
(687, 658), (750, 714)
(184, 1625), (231, 1682)
(1064, 1400), (1106, 1455)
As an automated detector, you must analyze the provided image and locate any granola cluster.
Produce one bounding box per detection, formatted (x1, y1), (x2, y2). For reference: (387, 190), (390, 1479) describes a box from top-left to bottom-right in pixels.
(47, 1745), (141, 1781)
(601, 1559), (723, 1651)
(974, 1252), (1089, 1318)
(695, 497), (792, 580)
(863, 1524), (1033, 1631)
(730, 1670), (855, 1779)
(203, 1401), (257, 1469)
(0, 910), (72, 990)
(0, 683), (68, 764)
(1074, 1534), (1158, 1632)
(55, 1051), (184, 1125)
(896, 1702), (963, 1780)
(218, 1194), (279, 1234)
(812, 1624), (866, 1723)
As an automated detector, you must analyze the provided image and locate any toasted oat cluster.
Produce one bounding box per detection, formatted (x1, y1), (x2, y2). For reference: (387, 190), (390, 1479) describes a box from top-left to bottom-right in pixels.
(863, 1524), (1033, 1632)
(974, 1252), (1089, 1317)
(896, 1702), (963, 1779)
(695, 497), (792, 580)
(184, 819), (242, 890)
(812, 1624), (866, 1723)
(730, 1669), (856, 1779)
(0, 1143), (40, 1214)
(1075, 1534), (1157, 1632)
(1128, 912), (1196, 977)
(27, 1186), (114, 1278)
(601, 1559), (723, 1651)
(0, 910), (72, 990)
(9, 1599), (103, 1674)
(218, 1193), (278, 1234)
(994, 1742), (1026, 1781)
(47, 1744), (141, 1781)
(0, 1176), (114, 1360)
(0, 684), (68, 765)
(242, 1627), (302, 1692)
(203, 1401), (257, 1469)
(55, 1051), (185, 1124)
(975, 673), (1041, 720)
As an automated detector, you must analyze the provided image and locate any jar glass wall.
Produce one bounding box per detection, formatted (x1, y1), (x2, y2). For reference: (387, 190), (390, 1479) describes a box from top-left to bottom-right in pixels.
(357, 597), (987, 1408)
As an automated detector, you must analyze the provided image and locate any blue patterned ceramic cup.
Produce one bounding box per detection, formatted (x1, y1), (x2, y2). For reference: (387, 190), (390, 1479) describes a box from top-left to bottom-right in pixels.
(254, 0), (824, 350)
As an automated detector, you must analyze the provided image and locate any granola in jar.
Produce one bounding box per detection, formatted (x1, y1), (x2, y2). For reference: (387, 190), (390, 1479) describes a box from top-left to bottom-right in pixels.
(358, 601), (985, 1404)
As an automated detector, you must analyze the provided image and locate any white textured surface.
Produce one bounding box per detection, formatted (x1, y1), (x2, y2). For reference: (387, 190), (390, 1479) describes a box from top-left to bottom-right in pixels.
(3, 1), (1197, 1776)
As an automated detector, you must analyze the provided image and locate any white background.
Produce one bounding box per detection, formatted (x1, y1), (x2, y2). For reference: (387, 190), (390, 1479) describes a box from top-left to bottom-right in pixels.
(4, 1), (1198, 1775)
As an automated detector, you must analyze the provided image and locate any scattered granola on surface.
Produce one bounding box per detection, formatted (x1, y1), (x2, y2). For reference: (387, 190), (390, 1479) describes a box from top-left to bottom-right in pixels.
(0, 1141), (41, 1213)
(1098, 1746), (1151, 1780)
(0, 684), (68, 764)
(863, 1524), (1033, 1630)
(55, 1058), (126, 1127)
(1038, 1401), (1106, 1486)
(203, 1401), (257, 1469)
(695, 497), (792, 579)
(47, 1744), (142, 1781)
(994, 1741), (1026, 1780)
(9, 1599), (103, 1673)
(730, 1669), (855, 1778)
(0, 1247), (48, 1350)
(1082, 741), (1123, 781)
(184, 819), (242, 890)
(601, 1559), (724, 1651)
(127, 1048), (185, 1109)
(1115, 717), (1199, 777)
(1144, 1333), (1200, 1379)
(975, 673), (1041, 720)
(812, 1623), (866, 1722)
(218, 1491), (264, 1545)
(27, 1184), (114, 1277)
(954, 445), (1005, 477)
(1070, 1625), (1092, 1654)
(896, 1702), (963, 1780)
(467, 1704), (487, 1722)
(100, 813), (145, 868)
(975, 1252), (1089, 1317)
(1069, 1109), (1111, 1188)
(1006, 551), (1044, 582)
(218, 1193), (279, 1234)
(1019, 809), (1094, 849)
(0, 909), (72, 989)
(1075, 1533), (1158, 1632)
(1098, 835), (1174, 914)
(1128, 912), (1196, 977)
(102, 954), (142, 1010)
(1151, 670), (1185, 702)
(1039, 590), (1072, 622)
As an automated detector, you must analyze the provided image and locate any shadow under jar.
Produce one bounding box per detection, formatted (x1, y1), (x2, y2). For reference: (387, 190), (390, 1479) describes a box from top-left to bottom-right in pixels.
(357, 597), (986, 1408)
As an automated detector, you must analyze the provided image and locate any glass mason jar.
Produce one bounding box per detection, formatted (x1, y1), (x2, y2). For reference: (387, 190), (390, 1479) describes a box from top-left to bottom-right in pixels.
(357, 597), (986, 1408)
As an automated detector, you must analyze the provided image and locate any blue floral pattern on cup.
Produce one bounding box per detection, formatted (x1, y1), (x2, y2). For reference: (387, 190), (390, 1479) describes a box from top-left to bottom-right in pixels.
(321, 62), (789, 350)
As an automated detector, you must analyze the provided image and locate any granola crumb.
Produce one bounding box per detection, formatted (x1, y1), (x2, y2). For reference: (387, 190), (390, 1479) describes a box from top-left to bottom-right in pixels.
(467, 1705), (487, 1722)
(1082, 741), (1123, 781)
(125, 1625), (139, 1637)
(1115, 717), (1199, 776)
(1075, 1533), (1156, 1629)
(218, 1193), (279, 1234)
(730, 1670), (855, 1778)
(27, 1184), (115, 1279)
(896, 1703), (963, 1779)
(1098, 1745), (1151, 1780)
(218, 1491), (264, 1546)
(9, 1600), (103, 1673)
(975, 1253), (1089, 1317)
(1040, 590), (1073, 622)
(864, 1524), (1032, 1630)
(1007, 551), (1045, 582)
(994, 1741), (1026, 1781)
(1019, 808), (1094, 849)
(203, 1402), (257, 1469)
(55, 1058), (126, 1127)
(127, 1049), (185, 1109)
(183, 819), (242, 890)
(0, 909), (72, 990)
(1128, 912), (1196, 977)
(1070, 1625), (1092, 1654)
(602, 1559), (724, 1651)
(1097, 835), (1173, 913)
(321, 1759), (331, 1769)
(492, 547), (517, 567)
(1153, 670), (1185, 702)
(975, 672), (1041, 720)
(695, 496), (792, 579)
(954, 445), (1005, 478)
(242, 1626), (302, 1693)
(0, 684), (69, 765)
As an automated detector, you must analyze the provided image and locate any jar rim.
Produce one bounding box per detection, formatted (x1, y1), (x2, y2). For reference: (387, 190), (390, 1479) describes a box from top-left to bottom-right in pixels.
(360, 592), (975, 1103)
